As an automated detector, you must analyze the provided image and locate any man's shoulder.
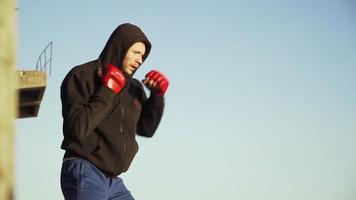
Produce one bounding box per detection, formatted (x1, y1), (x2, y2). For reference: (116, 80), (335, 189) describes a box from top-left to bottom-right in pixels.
(129, 78), (146, 101)
(130, 78), (146, 91)
(61, 60), (98, 86)
(69, 60), (98, 75)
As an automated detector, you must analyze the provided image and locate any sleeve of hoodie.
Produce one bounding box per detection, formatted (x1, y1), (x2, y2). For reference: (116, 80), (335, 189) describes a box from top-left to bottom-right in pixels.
(61, 68), (116, 142)
(136, 89), (165, 137)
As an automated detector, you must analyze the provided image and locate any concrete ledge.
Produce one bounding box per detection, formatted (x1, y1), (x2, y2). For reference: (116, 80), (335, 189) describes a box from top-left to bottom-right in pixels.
(17, 71), (47, 118)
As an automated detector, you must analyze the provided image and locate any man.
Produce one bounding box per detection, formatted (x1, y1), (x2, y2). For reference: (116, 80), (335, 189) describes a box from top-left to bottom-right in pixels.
(60, 23), (169, 200)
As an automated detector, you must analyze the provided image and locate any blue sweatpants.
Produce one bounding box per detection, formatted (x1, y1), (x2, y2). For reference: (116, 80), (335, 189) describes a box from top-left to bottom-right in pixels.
(60, 158), (135, 200)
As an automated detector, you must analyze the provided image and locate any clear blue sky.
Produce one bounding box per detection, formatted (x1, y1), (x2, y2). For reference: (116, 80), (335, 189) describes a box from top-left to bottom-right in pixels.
(16, 0), (356, 199)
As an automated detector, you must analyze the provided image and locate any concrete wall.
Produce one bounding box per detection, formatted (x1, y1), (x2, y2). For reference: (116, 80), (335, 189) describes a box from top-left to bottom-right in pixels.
(0, 0), (17, 199)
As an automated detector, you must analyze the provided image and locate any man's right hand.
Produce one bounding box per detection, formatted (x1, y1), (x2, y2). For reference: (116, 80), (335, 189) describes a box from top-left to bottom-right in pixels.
(102, 64), (126, 94)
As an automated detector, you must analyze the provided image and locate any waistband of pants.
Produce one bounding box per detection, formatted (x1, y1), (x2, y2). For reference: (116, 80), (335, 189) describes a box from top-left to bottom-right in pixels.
(62, 150), (118, 179)
(63, 150), (81, 159)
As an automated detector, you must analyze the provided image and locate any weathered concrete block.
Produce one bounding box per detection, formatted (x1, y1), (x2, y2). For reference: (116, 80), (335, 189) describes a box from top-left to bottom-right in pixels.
(17, 70), (47, 118)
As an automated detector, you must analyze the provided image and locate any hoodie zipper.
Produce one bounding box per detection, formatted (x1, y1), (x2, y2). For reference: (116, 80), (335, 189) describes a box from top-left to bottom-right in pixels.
(119, 81), (130, 170)
(121, 107), (126, 153)
(120, 107), (124, 133)
(121, 106), (127, 169)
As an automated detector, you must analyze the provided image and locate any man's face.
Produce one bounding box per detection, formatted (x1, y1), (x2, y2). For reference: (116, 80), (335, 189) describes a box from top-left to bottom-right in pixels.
(122, 42), (146, 75)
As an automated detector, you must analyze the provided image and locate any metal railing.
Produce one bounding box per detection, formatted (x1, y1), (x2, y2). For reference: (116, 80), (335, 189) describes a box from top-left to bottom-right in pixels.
(35, 41), (53, 76)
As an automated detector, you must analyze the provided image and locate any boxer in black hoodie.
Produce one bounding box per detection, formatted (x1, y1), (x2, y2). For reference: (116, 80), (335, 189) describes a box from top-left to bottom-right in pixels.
(60, 23), (169, 200)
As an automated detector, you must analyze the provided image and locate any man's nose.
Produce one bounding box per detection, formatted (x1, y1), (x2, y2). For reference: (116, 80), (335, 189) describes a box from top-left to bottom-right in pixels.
(136, 56), (143, 64)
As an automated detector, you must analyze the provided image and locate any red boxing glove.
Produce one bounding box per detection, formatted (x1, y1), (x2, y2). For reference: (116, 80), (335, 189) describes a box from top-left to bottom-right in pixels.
(102, 64), (126, 94)
(143, 70), (169, 96)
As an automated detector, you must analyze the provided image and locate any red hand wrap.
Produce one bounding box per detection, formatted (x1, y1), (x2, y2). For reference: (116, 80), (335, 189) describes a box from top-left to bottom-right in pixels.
(145, 70), (169, 96)
(102, 64), (126, 94)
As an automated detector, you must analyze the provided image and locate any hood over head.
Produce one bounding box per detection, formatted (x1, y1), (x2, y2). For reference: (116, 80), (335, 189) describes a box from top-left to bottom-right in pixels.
(98, 23), (151, 74)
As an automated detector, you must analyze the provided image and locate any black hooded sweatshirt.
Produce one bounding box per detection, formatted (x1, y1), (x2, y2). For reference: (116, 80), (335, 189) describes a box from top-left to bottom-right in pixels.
(60, 23), (164, 177)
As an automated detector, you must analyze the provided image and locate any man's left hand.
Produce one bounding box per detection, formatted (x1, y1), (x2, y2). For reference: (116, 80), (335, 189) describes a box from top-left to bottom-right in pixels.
(142, 70), (169, 96)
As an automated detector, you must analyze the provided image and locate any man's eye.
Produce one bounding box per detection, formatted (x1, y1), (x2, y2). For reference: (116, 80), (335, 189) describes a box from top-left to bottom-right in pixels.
(133, 51), (143, 55)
